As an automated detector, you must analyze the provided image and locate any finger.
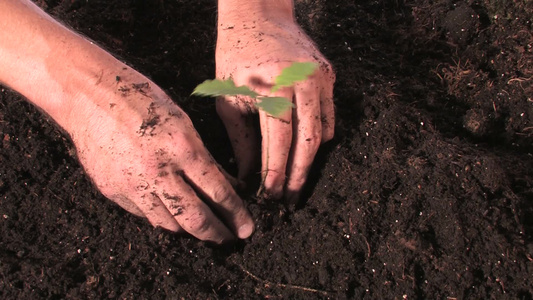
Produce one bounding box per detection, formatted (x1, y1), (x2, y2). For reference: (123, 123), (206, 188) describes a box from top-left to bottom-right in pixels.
(285, 80), (322, 204)
(216, 161), (246, 190)
(181, 151), (255, 239)
(216, 95), (259, 180)
(320, 64), (336, 142)
(108, 194), (145, 217)
(132, 191), (183, 232)
(156, 173), (235, 243)
(258, 89), (294, 199)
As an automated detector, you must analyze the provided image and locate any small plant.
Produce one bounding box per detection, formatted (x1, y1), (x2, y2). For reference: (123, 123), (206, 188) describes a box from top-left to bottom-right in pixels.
(192, 62), (318, 117)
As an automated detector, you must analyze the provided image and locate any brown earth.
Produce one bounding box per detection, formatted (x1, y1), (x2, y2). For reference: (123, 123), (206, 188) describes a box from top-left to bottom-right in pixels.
(1, 0), (532, 299)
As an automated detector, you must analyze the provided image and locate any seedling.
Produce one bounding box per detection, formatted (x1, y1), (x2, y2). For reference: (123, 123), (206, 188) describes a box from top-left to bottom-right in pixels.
(192, 62), (318, 196)
(192, 62), (318, 117)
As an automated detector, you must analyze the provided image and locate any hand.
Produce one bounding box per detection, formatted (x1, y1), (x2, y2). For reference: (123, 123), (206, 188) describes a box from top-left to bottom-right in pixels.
(66, 69), (254, 243)
(0, 0), (254, 243)
(216, 14), (335, 202)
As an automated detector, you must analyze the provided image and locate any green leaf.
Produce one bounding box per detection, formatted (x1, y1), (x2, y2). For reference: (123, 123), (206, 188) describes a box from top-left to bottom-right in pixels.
(255, 96), (295, 117)
(192, 78), (259, 98)
(271, 62), (318, 92)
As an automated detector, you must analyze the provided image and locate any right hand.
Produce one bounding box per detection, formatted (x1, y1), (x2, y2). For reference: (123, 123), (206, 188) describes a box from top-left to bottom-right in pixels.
(215, 14), (335, 201)
(66, 68), (254, 244)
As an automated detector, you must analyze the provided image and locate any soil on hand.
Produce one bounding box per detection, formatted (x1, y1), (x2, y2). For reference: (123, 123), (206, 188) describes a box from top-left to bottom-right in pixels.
(1, 0), (532, 299)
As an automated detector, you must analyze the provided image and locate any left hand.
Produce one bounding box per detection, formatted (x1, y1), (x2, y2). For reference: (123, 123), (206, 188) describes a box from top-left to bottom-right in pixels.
(215, 16), (335, 202)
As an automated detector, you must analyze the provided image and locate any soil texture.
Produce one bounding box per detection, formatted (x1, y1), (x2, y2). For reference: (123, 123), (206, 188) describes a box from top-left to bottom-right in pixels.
(1, 0), (532, 299)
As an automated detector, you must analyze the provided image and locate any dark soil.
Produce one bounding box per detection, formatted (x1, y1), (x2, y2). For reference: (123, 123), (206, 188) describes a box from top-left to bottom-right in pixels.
(1, 0), (532, 299)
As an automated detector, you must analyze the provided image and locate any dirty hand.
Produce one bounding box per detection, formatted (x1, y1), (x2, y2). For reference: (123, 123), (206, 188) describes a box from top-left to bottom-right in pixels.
(67, 68), (255, 243)
(216, 0), (335, 202)
(0, 0), (254, 243)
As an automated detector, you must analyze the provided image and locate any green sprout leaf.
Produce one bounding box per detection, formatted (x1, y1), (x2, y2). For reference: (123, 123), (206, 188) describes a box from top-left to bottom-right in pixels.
(192, 62), (317, 117)
(192, 78), (259, 98)
(271, 62), (318, 92)
(255, 97), (295, 117)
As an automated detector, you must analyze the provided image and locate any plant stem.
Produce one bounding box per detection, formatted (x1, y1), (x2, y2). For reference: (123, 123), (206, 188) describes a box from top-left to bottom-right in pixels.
(256, 117), (270, 197)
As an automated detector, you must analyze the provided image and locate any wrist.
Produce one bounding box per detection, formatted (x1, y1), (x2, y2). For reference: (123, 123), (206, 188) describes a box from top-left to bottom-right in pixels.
(35, 38), (134, 130)
(218, 0), (294, 25)
(0, 0), (130, 130)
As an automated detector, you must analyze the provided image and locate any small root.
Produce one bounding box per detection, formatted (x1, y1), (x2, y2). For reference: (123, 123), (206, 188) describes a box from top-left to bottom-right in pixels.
(362, 234), (371, 258)
(235, 263), (332, 296)
(507, 76), (533, 84)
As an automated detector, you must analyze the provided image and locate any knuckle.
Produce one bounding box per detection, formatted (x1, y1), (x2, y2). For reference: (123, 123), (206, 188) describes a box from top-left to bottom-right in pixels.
(181, 145), (203, 163)
(301, 127), (322, 149)
(308, 133), (322, 148)
(212, 185), (233, 205)
(173, 130), (196, 145)
(289, 175), (307, 190)
(214, 185), (242, 212)
(186, 212), (211, 233)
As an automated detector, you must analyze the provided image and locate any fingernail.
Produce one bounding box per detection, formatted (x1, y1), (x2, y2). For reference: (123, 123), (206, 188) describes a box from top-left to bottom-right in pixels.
(238, 223), (254, 239)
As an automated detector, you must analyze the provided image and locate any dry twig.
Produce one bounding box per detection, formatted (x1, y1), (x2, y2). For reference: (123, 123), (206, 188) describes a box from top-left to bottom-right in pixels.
(235, 263), (332, 296)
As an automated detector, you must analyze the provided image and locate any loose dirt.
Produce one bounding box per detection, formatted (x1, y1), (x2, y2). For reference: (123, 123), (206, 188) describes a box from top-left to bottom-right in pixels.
(1, 0), (532, 299)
